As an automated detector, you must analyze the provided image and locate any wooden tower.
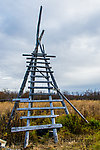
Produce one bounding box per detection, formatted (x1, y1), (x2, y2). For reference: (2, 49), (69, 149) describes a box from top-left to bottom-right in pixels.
(8, 6), (88, 148)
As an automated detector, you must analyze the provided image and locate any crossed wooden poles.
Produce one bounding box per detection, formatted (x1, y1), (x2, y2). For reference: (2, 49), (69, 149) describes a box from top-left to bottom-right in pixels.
(8, 6), (88, 148)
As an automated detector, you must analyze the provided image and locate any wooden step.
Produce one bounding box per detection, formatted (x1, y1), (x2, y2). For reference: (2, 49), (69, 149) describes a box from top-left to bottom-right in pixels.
(29, 93), (56, 96)
(13, 98), (29, 102)
(28, 86), (53, 89)
(30, 75), (50, 78)
(26, 61), (50, 64)
(28, 70), (53, 73)
(28, 81), (52, 83)
(20, 115), (59, 119)
(27, 65), (51, 69)
(32, 53), (56, 58)
(23, 53), (56, 58)
(17, 107), (65, 111)
(32, 53), (47, 57)
(26, 57), (50, 60)
(11, 124), (62, 132)
(13, 99), (63, 103)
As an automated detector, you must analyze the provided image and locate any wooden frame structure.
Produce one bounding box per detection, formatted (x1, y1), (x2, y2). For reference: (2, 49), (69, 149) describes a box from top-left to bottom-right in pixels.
(8, 6), (88, 148)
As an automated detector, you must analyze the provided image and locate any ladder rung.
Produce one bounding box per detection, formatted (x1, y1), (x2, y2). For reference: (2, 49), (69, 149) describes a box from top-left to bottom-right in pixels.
(17, 107), (65, 111)
(11, 124), (62, 132)
(30, 75), (50, 78)
(13, 99), (63, 103)
(26, 57), (50, 60)
(13, 98), (29, 102)
(28, 87), (53, 89)
(20, 115), (59, 119)
(26, 61), (50, 64)
(26, 65), (51, 69)
(28, 81), (52, 83)
(28, 70), (53, 73)
(29, 93), (56, 96)
(32, 53), (47, 57)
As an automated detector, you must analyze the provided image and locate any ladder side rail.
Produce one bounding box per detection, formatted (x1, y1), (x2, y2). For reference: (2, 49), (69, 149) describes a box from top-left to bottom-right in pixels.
(45, 62), (58, 143)
(36, 6), (42, 49)
(24, 6), (44, 144)
(30, 57), (38, 108)
(24, 70), (33, 148)
(38, 40), (69, 115)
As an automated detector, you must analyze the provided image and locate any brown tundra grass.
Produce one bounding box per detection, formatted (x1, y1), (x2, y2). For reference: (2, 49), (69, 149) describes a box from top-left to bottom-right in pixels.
(0, 100), (100, 119)
(0, 100), (100, 149)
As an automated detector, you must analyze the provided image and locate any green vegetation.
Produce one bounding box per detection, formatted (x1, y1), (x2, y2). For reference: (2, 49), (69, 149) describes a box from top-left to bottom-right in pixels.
(0, 111), (100, 149)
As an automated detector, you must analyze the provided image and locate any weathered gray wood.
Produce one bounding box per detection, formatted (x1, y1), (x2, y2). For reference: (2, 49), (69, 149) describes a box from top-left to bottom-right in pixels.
(25, 53), (56, 58)
(11, 124), (62, 132)
(46, 66), (58, 143)
(28, 70), (53, 73)
(26, 65), (51, 69)
(32, 53), (47, 56)
(29, 93), (56, 96)
(30, 75), (50, 78)
(26, 57), (50, 60)
(20, 115), (59, 119)
(13, 99), (63, 103)
(28, 86), (53, 89)
(17, 107), (65, 111)
(13, 98), (29, 101)
(26, 61), (50, 64)
(29, 81), (52, 83)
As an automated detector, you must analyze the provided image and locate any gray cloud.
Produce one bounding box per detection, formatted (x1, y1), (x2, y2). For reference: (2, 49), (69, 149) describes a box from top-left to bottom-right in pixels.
(0, 0), (100, 92)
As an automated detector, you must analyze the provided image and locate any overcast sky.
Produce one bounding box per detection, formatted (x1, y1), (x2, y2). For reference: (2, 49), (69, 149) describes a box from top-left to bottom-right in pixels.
(0, 0), (100, 93)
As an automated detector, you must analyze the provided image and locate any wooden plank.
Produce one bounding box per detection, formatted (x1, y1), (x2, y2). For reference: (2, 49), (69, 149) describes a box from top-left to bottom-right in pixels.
(24, 54), (56, 57)
(17, 107), (65, 111)
(26, 65), (51, 69)
(13, 99), (63, 103)
(26, 61), (50, 64)
(11, 124), (62, 132)
(13, 98), (29, 101)
(29, 93), (56, 96)
(20, 115), (59, 119)
(29, 81), (52, 83)
(28, 70), (53, 73)
(32, 53), (47, 57)
(30, 75), (50, 78)
(26, 57), (50, 60)
(28, 86), (53, 89)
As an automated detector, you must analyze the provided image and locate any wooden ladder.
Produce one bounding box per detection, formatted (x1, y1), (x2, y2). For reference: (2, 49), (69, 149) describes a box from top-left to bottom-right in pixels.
(11, 50), (69, 148)
(9, 6), (88, 148)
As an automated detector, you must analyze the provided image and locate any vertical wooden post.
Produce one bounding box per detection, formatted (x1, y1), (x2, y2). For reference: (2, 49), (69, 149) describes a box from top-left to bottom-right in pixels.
(46, 68), (58, 142)
(24, 74), (32, 148)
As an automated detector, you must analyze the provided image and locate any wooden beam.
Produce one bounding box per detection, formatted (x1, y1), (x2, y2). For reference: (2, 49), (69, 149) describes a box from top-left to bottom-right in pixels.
(20, 115), (59, 119)
(13, 99), (63, 103)
(11, 124), (62, 132)
(28, 86), (53, 89)
(17, 107), (65, 111)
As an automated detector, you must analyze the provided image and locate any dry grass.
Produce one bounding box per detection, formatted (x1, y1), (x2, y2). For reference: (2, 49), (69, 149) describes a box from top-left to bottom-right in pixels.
(0, 100), (100, 119)
(0, 100), (100, 149)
